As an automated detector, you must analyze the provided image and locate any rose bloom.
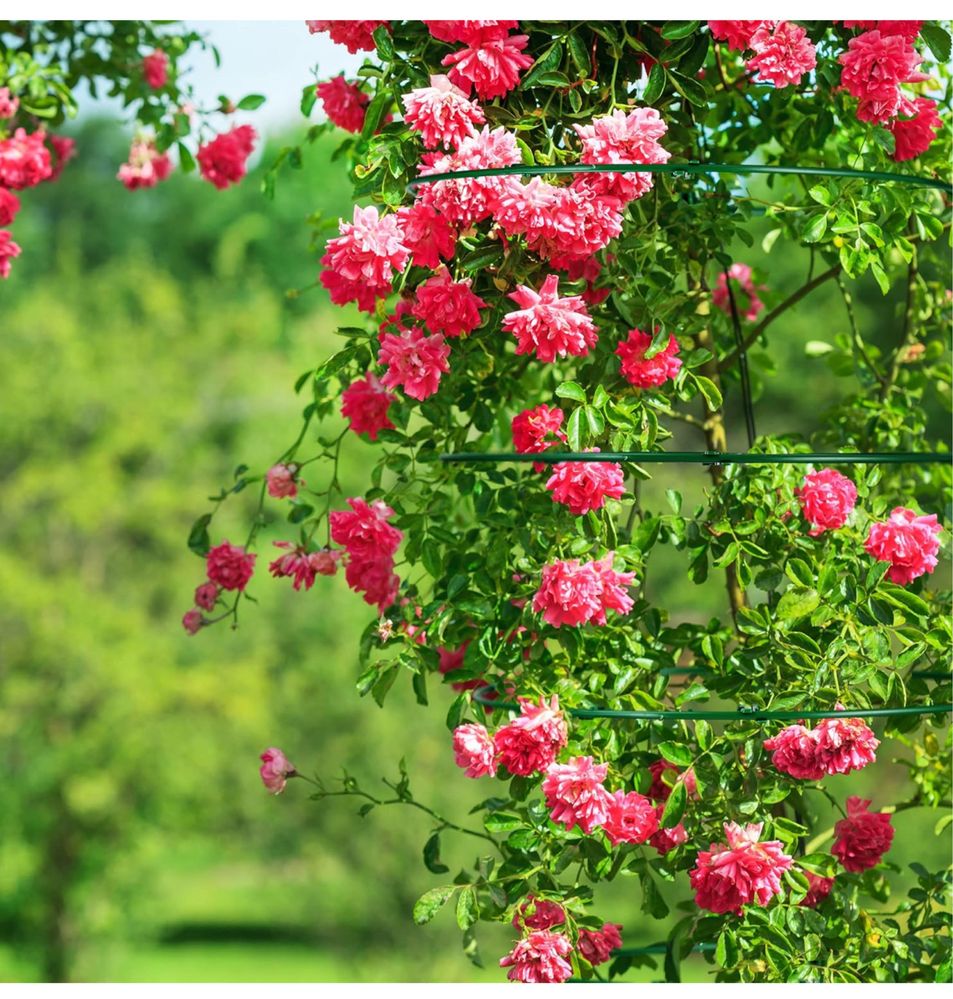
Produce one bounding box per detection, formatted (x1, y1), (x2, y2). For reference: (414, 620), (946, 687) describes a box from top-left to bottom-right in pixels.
(442, 29), (534, 101)
(512, 403), (567, 469)
(708, 20), (762, 50)
(197, 125), (257, 189)
(425, 21), (518, 44)
(512, 896), (565, 931)
(416, 124), (521, 228)
(578, 923), (623, 966)
(395, 202), (456, 269)
(0, 230), (21, 279)
(616, 328), (682, 388)
(411, 268), (486, 337)
(143, 50), (169, 89)
(259, 747), (296, 794)
(801, 871), (835, 908)
(267, 463), (302, 499)
(117, 138), (172, 191)
(307, 20), (389, 53)
(889, 97), (942, 161)
(341, 373), (395, 440)
(194, 581), (220, 611)
(649, 813), (689, 855)
(499, 929), (573, 984)
(864, 506), (942, 585)
(712, 263), (765, 322)
(493, 176), (561, 241)
(602, 789), (659, 845)
(796, 468), (858, 535)
(813, 713), (879, 775)
(838, 30), (927, 123)
(746, 21), (817, 88)
(402, 74), (486, 149)
(182, 609), (203, 635)
(546, 451), (626, 516)
(494, 695), (568, 776)
(330, 497), (403, 560)
(378, 328), (451, 401)
(530, 186), (624, 265)
(320, 205), (409, 313)
(0, 128), (53, 189)
(543, 756), (611, 834)
(452, 723), (497, 778)
(0, 187), (20, 227)
(344, 554), (400, 612)
(205, 541), (256, 591)
(573, 107), (670, 202)
(690, 822), (793, 914)
(0, 86), (19, 119)
(832, 796), (894, 872)
(763, 724), (825, 780)
(268, 542), (329, 592)
(533, 554), (635, 628)
(316, 76), (370, 134)
(502, 274), (598, 362)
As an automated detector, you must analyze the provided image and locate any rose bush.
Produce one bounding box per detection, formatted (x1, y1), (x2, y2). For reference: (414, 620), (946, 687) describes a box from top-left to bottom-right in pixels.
(179, 18), (953, 984)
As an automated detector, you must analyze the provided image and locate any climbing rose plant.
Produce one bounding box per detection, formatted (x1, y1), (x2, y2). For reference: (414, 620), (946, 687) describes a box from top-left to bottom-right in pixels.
(180, 20), (952, 983)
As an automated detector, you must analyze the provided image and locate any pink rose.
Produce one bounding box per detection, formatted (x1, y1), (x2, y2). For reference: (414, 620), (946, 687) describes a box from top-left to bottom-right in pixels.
(832, 797), (894, 872)
(452, 723), (497, 778)
(259, 747), (296, 794)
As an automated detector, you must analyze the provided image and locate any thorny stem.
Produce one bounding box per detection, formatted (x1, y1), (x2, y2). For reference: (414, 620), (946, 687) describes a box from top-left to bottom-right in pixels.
(299, 775), (499, 846)
(837, 274), (886, 387)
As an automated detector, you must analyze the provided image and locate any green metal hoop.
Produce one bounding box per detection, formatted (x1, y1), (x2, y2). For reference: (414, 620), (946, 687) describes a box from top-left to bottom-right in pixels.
(407, 161), (952, 195)
(473, 686), (952, 722)
(440, 450), (952, 466)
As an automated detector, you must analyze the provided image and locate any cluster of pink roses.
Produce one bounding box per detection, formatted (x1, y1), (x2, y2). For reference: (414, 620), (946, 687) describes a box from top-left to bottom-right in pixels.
(795, 468), (942, 585)
(502, 899), (622, 983)
(0, 123), (75, 278)
(181, 540), (255, 633)
(545, 452), (625, 516)
(710, 21), (939, 160)
(317, 71), (671, 402)
(532, 554), (635, 628)
(330, 497), (403, 611)
(453, 699), (695, 856)
(764, 713), (879, 779)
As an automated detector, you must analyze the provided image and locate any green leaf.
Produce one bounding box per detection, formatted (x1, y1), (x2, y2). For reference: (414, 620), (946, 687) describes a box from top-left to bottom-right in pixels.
(784, 558), (814, 588)
(715, 928), (738, 968)
(643, 63), (666, 104)
(423, 832), (449, 874)
(801, 214), (828, 243)
(187, 513), (211, 555)
(668, 70), (707, 106)
(237, 93), (266, 110)
(566, 407), (585, 450)
(300, 84), (317, 117)
(520, 42), (564, 89)
(484, 812), (523, 832)
(455, 886), (477, 930)
(658, 741), (693, 767)
(567, 32), (591, 76)
(776, 587), (820, 622)
(808, 185), (831, 207)
(372, 25), (395, 60)
(694, 719), (712, 751)
(555, 381), (586, 403)
(361, 89), (391, 139)
(921, 22), (952, 61)
(288, 503), (313, 524)
(413, 885), (455, 925)
(662, 21), (701, 39)
(880, 584), (930, 619)
(693, 375), (722, 411)
(371, 664), (399, 707)
(659, 779), (687, 828)
(177, 142), (196, 174)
